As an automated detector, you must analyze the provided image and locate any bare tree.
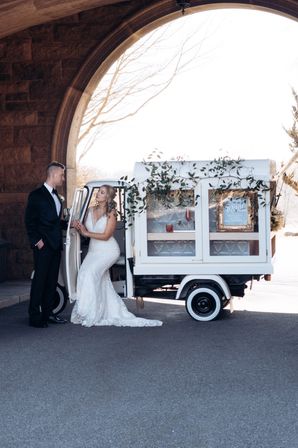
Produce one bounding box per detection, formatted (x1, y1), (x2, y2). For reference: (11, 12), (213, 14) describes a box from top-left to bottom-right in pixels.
(285, 88), (298, 153)
(77, 17), (218, 163)
(280, 88), (298, 192)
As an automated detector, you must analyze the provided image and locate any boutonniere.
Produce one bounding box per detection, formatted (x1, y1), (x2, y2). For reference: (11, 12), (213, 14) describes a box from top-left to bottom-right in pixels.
(58, 194), (65, 203)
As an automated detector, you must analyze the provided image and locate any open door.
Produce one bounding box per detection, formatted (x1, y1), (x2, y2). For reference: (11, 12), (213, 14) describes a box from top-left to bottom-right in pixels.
(65, 188), (88, 300)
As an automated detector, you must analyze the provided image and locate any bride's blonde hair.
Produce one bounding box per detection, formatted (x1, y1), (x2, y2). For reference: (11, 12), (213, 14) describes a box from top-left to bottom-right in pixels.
(101, 184), (117, 213)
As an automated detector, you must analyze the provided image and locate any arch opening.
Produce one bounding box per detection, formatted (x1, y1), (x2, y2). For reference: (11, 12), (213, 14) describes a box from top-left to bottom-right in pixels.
(50, 2), (298, 201)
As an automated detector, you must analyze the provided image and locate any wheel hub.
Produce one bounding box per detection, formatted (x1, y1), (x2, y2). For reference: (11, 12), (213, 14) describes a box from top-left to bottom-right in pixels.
(193, 295), (215, 315)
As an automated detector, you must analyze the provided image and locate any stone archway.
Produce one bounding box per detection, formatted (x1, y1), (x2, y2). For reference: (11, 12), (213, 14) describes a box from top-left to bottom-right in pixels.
(51, 0), (298, 202)
(1, 0), (297, 279)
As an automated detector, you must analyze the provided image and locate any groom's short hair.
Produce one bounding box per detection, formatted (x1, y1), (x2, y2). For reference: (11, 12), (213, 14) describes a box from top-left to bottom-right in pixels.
(46, 161), (65, 176)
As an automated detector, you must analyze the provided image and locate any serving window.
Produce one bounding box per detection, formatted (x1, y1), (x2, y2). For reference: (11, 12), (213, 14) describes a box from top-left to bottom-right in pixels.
(146, 190), (196, 257)
(208, 189), (260, 256)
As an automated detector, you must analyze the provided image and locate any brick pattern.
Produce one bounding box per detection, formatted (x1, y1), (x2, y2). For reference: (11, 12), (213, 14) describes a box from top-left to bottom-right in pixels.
(0, 1), (143, 279)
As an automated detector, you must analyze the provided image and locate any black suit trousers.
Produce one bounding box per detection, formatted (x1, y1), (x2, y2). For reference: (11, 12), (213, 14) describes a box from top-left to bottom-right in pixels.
(29, 245), (61, 323)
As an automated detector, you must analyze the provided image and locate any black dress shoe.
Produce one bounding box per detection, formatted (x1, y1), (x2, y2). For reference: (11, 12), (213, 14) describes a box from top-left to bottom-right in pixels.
(48, 315), (68, 324)
(29, 321), (48, 328)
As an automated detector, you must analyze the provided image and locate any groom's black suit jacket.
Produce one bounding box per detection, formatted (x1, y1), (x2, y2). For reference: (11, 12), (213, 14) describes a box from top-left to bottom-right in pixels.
(25, 185), (67, 251)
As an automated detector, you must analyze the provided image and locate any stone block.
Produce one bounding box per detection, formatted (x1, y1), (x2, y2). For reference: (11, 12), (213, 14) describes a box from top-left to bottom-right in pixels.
(0, 74), (11, 81)
(61, 62), (81, 82)
(12, 62), (62, 81)
(4, 164), (45, 187)
(0, 63), (11, 81)
(53, 23), (99, 44)
(5, 228), (25, 248)
(26, 27), (53, 44)
(12, 63), (44, 81)
(5, 102), (31, 111)
(6, 250), (28, 280)
(6, 92), (28, 101)
(1, 207), (26, 228)
(0, 94), (5, 111)
(33, 100), (60, 113)
(16, 249), (33, 265)
(29, 79), (66, 100)
(2, 182), (40, 193)
(0, 127), (13, 145)
(61, 58), (80, 71)
(0, 111), (38, 126)
(30, 145), (50, 164)
(14, 126), (52, 146)
(0, 43), (5, 58)
(1, 39), (32, 62)
(0, 81), (29, 94)
(37, 112), (56, 126)
(0, 166), (4, 191)
(7, 99), (58, 113)
(0, 62), (11, 75)
(32, 43), (82, 61)
(21, 263), (34, 280)
(0, 146), (31, 164)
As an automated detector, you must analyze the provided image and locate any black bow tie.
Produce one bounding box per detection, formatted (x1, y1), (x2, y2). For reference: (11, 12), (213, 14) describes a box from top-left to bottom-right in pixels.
(52, 189), (58, 196)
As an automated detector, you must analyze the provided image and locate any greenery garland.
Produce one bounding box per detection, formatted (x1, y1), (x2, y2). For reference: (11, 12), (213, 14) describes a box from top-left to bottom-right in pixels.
(120, 151), (273, 224)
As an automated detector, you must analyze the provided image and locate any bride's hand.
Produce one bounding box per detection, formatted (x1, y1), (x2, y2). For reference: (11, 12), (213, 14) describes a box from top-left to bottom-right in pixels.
(77, 222), (88, 237)
(72, 220), (80, 230)
(70, 219), (78, 229)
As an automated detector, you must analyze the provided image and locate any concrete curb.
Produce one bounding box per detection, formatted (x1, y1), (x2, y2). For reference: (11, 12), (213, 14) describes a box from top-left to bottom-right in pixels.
(0, 281), (30, 310)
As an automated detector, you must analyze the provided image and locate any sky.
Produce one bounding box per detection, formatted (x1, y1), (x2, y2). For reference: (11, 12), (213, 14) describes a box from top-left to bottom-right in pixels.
(78, 7), (298, 178)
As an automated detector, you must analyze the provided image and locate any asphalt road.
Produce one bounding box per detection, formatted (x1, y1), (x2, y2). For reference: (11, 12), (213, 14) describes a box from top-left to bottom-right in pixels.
(1, 298), (298, 448)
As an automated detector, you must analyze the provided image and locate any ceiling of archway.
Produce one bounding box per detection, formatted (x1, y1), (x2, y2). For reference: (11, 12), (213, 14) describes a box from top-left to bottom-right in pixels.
(0, 0), (130, 39)
(1, 1), (298, 40)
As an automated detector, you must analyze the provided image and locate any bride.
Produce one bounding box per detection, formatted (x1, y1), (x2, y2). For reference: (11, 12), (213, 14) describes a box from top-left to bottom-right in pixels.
(70, 185), (162, 327)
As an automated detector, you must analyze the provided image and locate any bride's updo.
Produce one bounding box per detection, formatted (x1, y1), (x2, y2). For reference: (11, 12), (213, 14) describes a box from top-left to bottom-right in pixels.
(102, 185), (117, 213)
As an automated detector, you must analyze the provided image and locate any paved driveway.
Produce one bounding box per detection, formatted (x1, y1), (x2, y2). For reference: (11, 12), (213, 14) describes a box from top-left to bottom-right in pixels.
(1, 296), (297, 448)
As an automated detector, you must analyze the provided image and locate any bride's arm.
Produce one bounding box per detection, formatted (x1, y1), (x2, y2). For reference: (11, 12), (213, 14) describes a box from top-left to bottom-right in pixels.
(78, 211), (117, 241)
(73, 207), (92, 231)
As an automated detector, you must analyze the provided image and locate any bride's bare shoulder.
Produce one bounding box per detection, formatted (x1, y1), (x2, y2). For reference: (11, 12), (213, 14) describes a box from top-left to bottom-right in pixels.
(84, 207), (94, 220)
(87, 206), (96, 214)
(107, 209), (117, 219)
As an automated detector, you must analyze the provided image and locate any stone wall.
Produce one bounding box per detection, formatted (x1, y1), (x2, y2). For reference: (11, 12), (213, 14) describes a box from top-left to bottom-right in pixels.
(0, 2), (148, 279)
(0, 0), (297, 279)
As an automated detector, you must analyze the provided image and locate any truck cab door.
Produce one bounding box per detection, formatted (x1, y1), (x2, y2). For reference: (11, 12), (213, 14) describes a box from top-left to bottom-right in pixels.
(65, 188), (88, 300)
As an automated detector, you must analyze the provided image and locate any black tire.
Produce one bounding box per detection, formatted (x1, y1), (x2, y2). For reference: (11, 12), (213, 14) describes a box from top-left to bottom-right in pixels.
(52, 284), (68, 316)
(185, 285), (222, 322)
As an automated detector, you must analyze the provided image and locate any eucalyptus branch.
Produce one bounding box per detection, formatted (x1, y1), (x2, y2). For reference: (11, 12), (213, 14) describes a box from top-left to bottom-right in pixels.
(121, 152), (273, 223)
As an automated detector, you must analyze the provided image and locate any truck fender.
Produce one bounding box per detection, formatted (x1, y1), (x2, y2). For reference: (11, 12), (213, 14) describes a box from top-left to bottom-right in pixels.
(175, 274), (232, 301)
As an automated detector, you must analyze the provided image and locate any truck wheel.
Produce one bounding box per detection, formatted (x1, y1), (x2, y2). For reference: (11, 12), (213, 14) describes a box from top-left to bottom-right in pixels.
(52, 284), (68, 316)
(222, 299), (230, 308)
(185, 286), (222, 322)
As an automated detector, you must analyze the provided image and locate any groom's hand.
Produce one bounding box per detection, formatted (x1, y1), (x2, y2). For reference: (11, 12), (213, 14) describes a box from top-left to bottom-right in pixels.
(35, 239), (44, 250)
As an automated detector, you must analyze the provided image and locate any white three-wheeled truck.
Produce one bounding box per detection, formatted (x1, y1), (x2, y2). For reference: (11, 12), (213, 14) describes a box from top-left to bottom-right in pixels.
(55, 159), (276, 322)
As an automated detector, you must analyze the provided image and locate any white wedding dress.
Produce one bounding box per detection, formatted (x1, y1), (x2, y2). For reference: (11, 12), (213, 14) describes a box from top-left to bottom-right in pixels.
(70, 211), (162, 327)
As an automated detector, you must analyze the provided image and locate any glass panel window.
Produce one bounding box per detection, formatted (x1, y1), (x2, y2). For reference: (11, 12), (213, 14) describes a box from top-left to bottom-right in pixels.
(147, 190), (195, 257)
(208, 189), (259, 256)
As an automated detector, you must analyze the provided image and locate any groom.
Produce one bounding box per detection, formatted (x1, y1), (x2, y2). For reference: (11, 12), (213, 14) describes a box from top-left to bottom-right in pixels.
(25, 161), (68, 328)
